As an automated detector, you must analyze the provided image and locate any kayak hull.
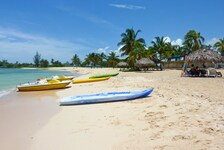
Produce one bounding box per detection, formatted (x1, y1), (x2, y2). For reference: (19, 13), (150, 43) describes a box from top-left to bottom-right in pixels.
(47, 76), (74, 81)
(60, 88), (154, 105)
(72, 77), (110, 84)
(17, 81), (71, 91)
(89, 73), (119, 79)
(57, 76), (74, 81)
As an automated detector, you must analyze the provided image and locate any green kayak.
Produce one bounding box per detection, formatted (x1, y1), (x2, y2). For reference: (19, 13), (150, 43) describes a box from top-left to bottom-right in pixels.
(89, 73), (119, 79)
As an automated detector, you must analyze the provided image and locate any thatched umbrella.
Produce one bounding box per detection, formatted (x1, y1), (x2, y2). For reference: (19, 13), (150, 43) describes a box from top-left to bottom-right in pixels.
(135, 58), (155, 68)
(117, 62), (128, 71)
(187, 48), (222, 64)
(117, 62), (128, 68)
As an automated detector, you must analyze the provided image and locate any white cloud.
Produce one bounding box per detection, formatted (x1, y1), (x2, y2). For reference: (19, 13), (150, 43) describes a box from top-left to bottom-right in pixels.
(163, 36), (183, 46)
(113, 45), (124, 58)
(166, 37), (220, 47)
(95, 46), (123, 58)
(109, 4), (145, 10)
(116, 45), (123, 53)
(164, 36), (171, 43)
(97, 46), (110, 54)
(171, 38), (183, 46)
(0, 28), (90, 63)
(205, 38), (219, 46)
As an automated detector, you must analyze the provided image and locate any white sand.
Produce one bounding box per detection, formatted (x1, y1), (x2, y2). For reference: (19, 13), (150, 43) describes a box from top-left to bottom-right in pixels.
(29, 68), (224, 150)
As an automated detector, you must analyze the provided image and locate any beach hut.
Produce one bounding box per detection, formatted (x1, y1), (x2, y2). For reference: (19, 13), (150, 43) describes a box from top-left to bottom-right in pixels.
(135, 58), (155, 71)
(117, 62), (129, 71)
(186, 48), (222, 68)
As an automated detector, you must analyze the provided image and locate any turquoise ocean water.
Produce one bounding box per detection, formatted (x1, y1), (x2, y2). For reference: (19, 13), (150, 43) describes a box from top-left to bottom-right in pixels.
(0, 68), (76, 97)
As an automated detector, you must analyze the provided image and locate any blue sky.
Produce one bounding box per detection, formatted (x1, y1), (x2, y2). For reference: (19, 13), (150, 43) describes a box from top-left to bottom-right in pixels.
(0, 0), (224, 63)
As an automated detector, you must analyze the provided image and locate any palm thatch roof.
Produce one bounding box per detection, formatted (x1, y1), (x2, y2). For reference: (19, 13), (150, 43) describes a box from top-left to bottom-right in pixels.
(135, 58), (155, 68)
(187, 48), (222, 63)
(117, 62), (128, 68)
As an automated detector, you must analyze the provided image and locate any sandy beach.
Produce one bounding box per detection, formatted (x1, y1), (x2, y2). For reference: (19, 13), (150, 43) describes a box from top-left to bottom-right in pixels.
(0, 89), (60, 150)
(1, 67), (224, 150)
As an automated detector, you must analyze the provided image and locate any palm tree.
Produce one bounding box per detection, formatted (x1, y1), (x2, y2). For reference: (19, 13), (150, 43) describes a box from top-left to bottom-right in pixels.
(214, 38), (224, 56)
(85, 53), (101, 67)
(171, 45), (187, 61)
(127, 43), (148, 67)
(107, 52), (120, 68)
(149, 36), (172, 70)
(184, 30), (205, 52)
(99, 52), (107, 67)
(71, 54), (81, 66)
(182, 40), (193, 55)
(82, 57), (91, 67)
(165, 42), (175, 61)
(117, 28), (146, 67)
(100, 52), (107, 60)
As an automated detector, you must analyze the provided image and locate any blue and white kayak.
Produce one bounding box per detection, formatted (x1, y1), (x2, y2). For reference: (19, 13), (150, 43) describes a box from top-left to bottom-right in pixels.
(60, 88), (154, 105)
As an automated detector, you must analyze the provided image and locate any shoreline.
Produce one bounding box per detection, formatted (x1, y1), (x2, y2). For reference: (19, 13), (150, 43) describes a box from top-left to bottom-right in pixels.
(0, 67), (79, 150)
(0, 67), (79, 98)
(0, 89), (61, 150)
(0, 67), (224, 150)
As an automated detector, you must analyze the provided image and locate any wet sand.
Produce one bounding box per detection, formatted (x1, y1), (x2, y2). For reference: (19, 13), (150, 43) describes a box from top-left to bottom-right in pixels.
(0, 89), (61, 150)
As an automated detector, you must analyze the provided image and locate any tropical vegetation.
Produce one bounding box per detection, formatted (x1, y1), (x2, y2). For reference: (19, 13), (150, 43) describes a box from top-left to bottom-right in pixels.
(117, 28), (146, 68)
(33, 51), (41, 67)
(71, 54), (81, 66)
(1, 28), (223, 69)
(149, 37), (173, 70)
(214, 38), (224, 56)
(183, 30), (205, 52)
(107, 52), (120, 68)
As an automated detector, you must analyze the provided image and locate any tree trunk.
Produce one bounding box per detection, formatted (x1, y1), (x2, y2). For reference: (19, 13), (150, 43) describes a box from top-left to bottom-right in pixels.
(159, 53), (163, 71)
(160, 63), (163, 71)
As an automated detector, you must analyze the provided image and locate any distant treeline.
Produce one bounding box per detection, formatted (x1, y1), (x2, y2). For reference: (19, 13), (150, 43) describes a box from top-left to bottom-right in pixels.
(0, 59), (69, 68)
(1, 50), (122, 68)
(1, 28), (224, 70)
(0, 60), (33, 68)
(0, 51), (75, 68)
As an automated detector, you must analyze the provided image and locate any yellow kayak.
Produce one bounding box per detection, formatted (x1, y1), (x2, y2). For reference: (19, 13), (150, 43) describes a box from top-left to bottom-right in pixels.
(72, 77), (110, 84)
(17, 79), (71, 91)
(51, 75), (74, 81)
